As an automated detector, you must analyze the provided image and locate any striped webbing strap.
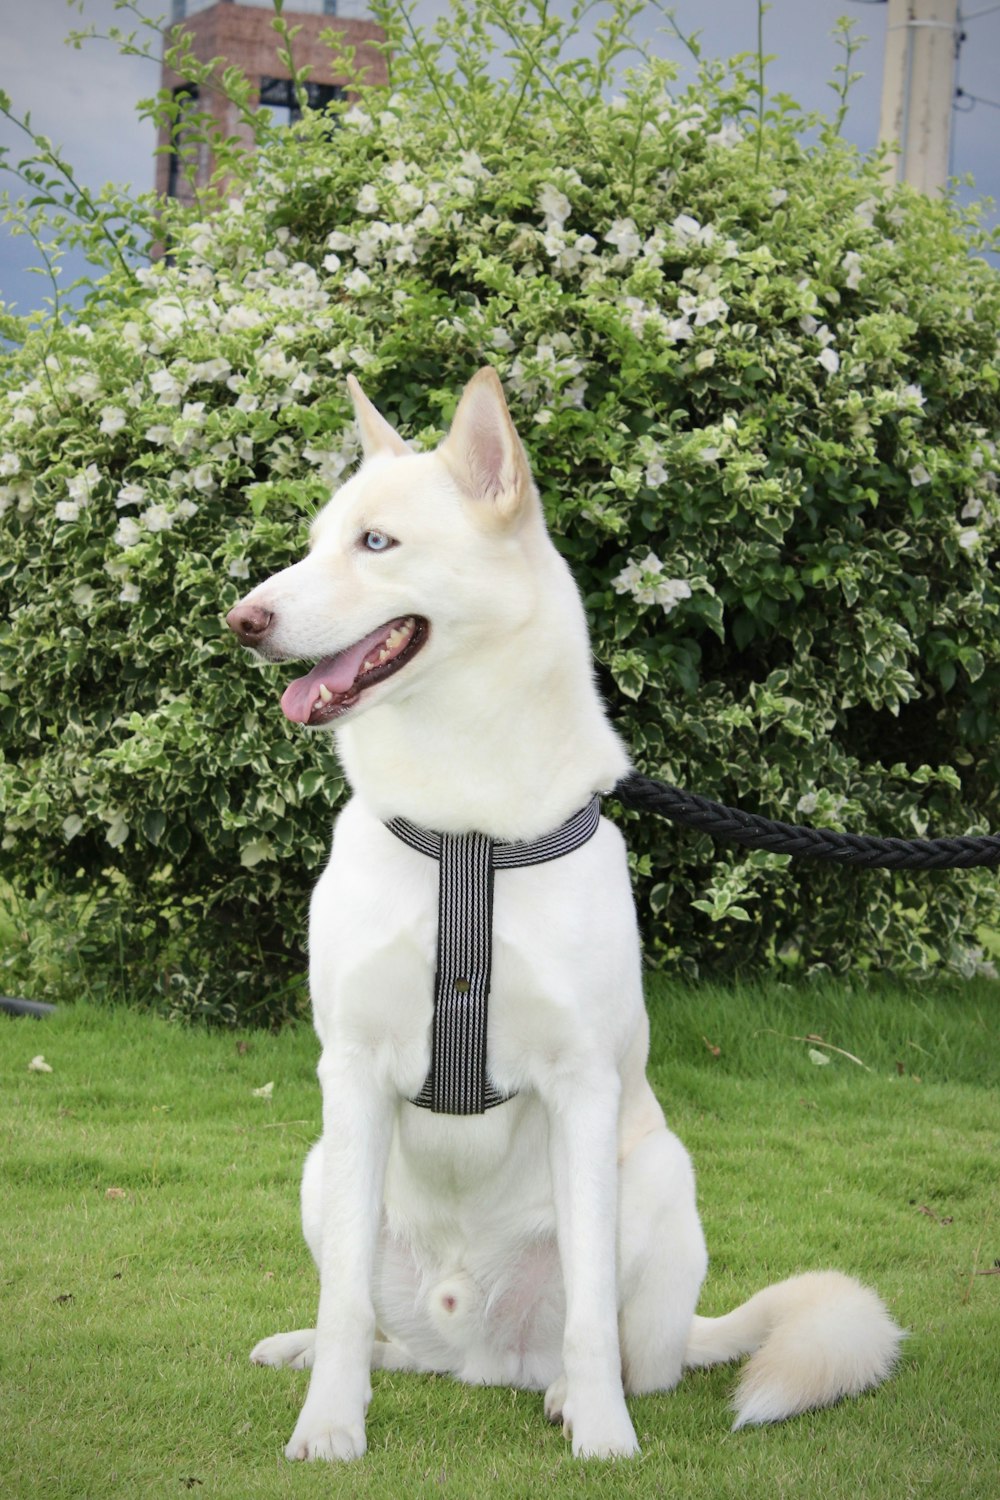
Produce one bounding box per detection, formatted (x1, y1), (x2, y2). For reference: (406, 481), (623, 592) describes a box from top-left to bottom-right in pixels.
(385, 795), (602, 1115)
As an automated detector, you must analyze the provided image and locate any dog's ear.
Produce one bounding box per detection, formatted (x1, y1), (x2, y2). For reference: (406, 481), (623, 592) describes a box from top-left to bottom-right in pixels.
(438, 368), (535, 525)
(347, 374), (410, 460)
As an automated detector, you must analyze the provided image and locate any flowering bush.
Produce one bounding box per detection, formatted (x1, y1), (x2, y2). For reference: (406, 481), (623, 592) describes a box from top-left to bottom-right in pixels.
(2, 1), (1000, 1019)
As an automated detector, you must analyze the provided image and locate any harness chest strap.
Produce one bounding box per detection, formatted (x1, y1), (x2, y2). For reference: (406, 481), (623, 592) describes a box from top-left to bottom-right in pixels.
(385, 795), (602, 1115)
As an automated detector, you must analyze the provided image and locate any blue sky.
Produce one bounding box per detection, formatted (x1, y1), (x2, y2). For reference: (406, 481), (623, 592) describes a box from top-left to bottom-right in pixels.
(1, 0), (998, 317)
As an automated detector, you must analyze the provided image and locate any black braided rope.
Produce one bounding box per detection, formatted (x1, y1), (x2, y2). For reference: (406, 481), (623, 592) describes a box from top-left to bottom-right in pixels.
(613, 773), (1000, 870)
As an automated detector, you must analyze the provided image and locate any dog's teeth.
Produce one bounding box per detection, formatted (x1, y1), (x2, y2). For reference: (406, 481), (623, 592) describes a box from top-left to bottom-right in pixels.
(385, 628), (403, 650)
(317, 684), (333, 704)
(362, 657), (377, 672)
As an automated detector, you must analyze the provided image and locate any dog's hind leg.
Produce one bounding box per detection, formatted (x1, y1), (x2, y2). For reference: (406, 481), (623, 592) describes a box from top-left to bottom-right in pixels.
(250, 1330), (427, 1374)
(250, 1328), (316, 1370)
(248, 1140), (325, 1371)
(616, 1127), (708, 1396)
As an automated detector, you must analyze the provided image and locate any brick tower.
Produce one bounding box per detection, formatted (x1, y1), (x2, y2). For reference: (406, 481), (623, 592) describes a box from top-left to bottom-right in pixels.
(157, 1), (388, 202)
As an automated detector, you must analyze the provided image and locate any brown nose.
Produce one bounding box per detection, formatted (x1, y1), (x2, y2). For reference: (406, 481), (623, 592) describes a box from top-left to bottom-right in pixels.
(226, 602), (274, 644)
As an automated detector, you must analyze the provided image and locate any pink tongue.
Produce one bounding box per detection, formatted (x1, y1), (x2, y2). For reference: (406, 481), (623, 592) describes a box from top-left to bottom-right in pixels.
(280, 622), (395, 724)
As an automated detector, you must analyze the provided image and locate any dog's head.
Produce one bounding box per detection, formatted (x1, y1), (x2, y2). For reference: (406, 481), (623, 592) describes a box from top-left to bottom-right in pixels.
(227, 368), (545, 729)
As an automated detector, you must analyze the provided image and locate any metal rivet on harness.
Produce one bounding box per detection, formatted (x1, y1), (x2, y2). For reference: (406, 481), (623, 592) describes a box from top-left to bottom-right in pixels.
(386, 795), (602, 1115)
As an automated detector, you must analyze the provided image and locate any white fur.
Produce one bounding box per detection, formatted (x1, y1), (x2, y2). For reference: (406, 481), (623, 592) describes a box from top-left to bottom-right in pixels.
(236, 370), (902, 1462)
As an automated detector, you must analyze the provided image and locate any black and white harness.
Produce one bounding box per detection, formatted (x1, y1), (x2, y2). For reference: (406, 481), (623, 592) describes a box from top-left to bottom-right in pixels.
(385, 795), (602, 1115)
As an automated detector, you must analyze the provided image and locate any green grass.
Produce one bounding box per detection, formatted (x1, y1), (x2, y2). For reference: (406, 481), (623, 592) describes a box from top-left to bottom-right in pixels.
(1, 979), (997, 1499)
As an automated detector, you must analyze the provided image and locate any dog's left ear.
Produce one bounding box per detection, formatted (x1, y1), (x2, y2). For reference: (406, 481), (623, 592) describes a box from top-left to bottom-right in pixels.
(347, 374), (411, 460)
(438, 368), (535, 525)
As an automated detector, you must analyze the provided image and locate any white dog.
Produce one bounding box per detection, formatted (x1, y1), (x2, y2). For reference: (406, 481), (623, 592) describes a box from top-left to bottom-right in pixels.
(227, 369), (901, 1462)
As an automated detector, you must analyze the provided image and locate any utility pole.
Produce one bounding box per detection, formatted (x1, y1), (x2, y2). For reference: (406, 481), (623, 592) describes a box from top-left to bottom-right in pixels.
(878, 0), (961, 194)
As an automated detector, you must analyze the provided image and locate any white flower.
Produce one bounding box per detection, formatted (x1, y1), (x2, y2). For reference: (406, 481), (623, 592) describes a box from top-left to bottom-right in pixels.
(67, 371), (101, 401)
(799, 314), (819, 336)
(899, 383), (926, 407)
(909, 463), (931, 487)
(457, 150), (489, 179)
(671, 213), (699, 244)
(190, 465), (215, 493)
(55, 501), (81, 522)
(326, 230), (353, 252)
(356, 184), (379, 214)
(322, 252), (342, 274)
(99, 406), (127, 436)
(961, 495), (983, 520)
(144, 425), (172, 446)
(491, 328), (515, 353)
(604, 218), (641, 260)
(841, 250), (863, 290)
(143, 504), (173, 533)
(180, 401), (206, 428)
(613, 553), (691, 613)
(119, 581), (141, 604)
(0, 453), (21, 477)
(645, 461), (668, 488)
(797, 793), (818, 815)
(653, 578), (692, 611)
(664, 317), (693, 343)
(258, 348), (295, 380)
(397, 183), (424, 211)
(12, 404), (35, 426)
(539, 183), (572, 225)
(148, 298), (186, 339)
(149, 369), (182, 404)
(674, 105), (707, 140)
(71, 584), (96, 612)
(817, 348), (840, 375)
(344, 268), (372, 294)
(219, 305), (264, 334)
(228, 558), (250, 579)
(114, 517), (142, 548)
(343, 106), (373, 134)
(175, 498), (199, 520)
(695, 296), (729, 326)
(706, 122), (742, 149)
(769, 188), (788, 207)
(958, 527), (980, 550)
(70, 465), (101, 503)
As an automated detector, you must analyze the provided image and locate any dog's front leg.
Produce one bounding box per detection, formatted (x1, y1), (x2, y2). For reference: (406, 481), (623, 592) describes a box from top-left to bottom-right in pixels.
(545, 1073), (639, 1459)
(285, 1051), (393, 1463)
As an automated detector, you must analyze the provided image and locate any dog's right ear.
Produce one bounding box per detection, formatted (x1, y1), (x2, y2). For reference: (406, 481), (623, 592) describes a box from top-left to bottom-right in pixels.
(347, 374), (410, 460)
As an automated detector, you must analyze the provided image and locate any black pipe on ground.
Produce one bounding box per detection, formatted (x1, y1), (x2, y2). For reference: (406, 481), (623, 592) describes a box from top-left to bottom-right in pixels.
(1, 996), (57, 1018)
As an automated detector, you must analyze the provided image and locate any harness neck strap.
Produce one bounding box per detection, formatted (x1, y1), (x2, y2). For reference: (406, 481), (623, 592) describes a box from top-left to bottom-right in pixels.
(385, 795), (601, 1115)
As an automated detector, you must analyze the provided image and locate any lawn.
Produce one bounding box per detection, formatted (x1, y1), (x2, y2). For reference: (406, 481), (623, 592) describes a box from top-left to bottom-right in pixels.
(1, 979), (997, 1499)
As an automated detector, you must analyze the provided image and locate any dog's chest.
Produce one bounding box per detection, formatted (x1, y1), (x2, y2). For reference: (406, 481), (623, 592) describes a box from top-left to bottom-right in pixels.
(308, 802), (599, 1098)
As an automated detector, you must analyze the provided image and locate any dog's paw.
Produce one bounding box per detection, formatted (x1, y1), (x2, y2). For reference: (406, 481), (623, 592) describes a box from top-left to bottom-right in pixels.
(250, 1328), (316, 1370)
(284, 1418), (366, 1463)
(560, 1392), (640, 1460)
(544, 1374), (567, 1424)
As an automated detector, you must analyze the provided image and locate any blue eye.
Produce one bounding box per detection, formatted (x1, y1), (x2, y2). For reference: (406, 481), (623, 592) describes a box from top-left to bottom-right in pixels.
(362, 529), (395, 552)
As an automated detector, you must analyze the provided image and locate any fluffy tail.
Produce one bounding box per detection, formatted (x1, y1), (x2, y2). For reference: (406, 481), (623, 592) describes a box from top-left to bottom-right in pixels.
(684, 1270), (903, 1429)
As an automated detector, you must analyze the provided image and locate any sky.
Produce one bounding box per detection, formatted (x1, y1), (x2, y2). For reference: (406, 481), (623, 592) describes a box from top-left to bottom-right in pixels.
(1, 0), (999, 317)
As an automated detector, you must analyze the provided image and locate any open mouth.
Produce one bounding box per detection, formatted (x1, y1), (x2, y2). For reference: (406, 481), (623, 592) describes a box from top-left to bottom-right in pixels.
(279, 615), (429, 726)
